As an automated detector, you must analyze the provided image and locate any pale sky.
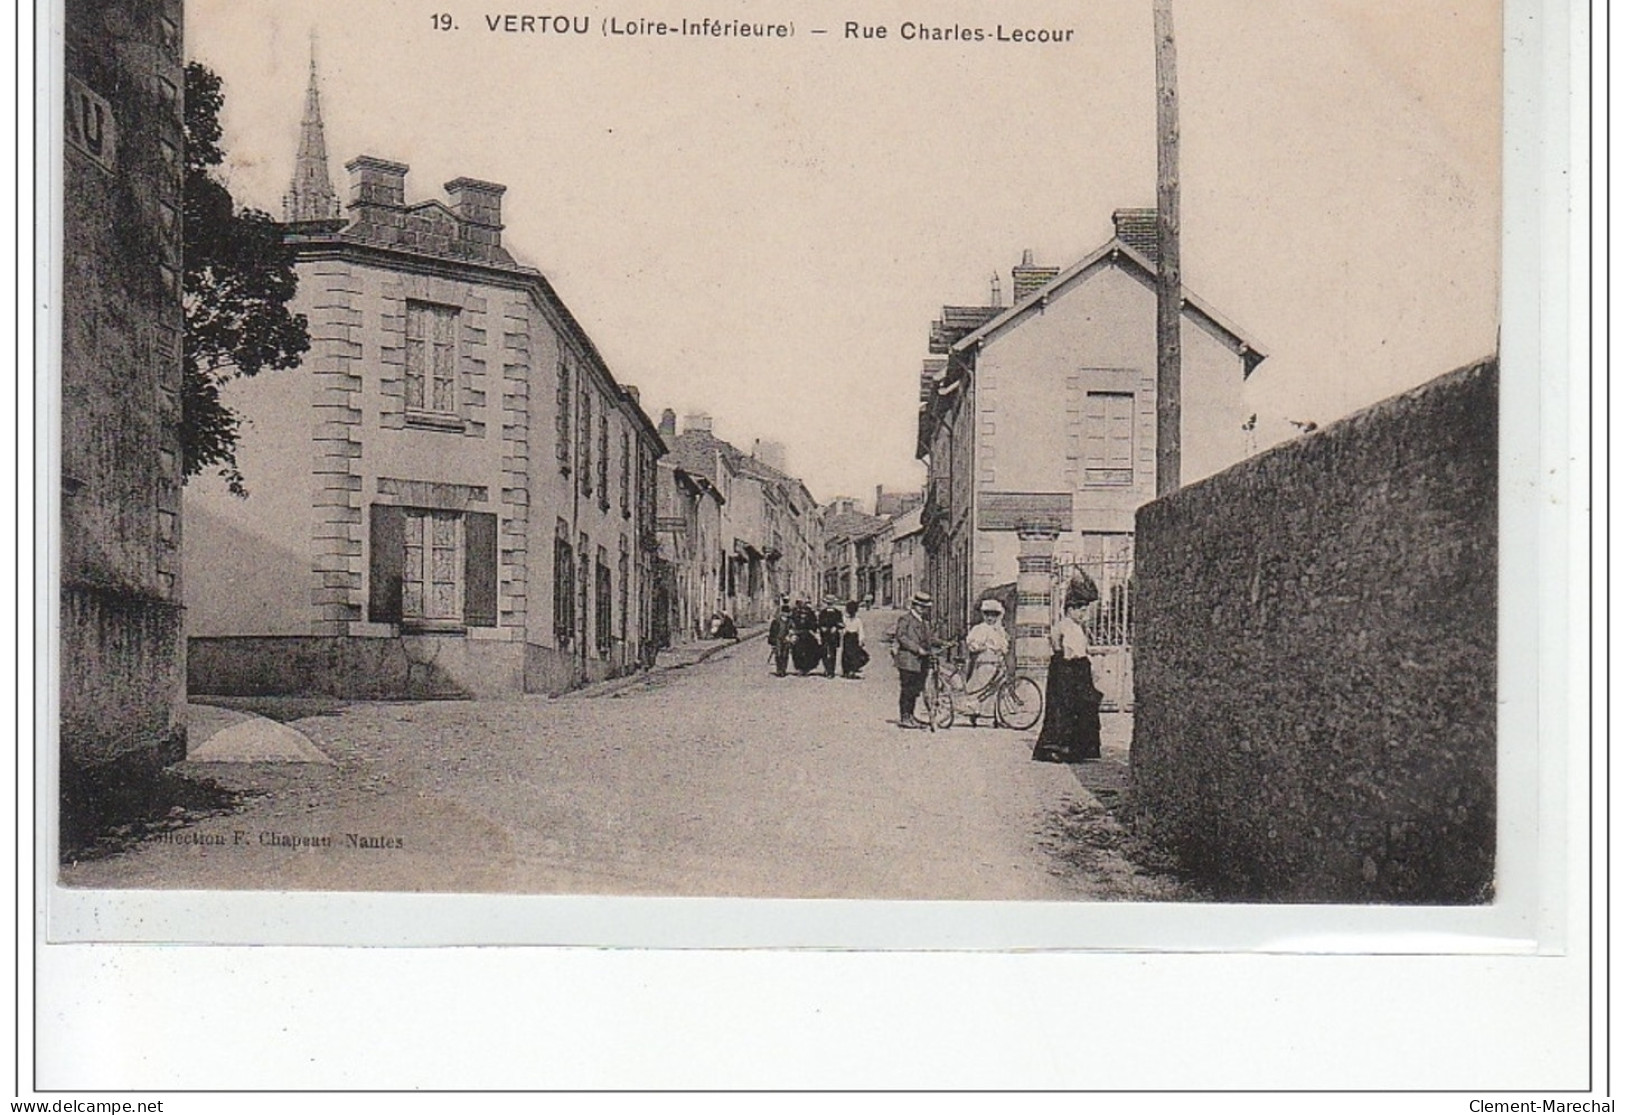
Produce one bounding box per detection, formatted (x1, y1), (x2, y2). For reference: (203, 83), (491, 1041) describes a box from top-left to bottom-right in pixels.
(189, 0), (1501, 504)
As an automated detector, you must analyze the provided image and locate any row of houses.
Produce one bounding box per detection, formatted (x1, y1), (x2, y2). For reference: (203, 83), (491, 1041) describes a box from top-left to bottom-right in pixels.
(654, 414), (822, 640)
(182, 62), (822, 699)
(818, 491), (925, 610)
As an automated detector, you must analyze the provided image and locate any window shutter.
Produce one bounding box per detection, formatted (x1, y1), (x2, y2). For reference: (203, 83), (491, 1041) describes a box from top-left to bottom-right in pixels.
(464, 511), (499, 627)
(368, 504), (405, 623)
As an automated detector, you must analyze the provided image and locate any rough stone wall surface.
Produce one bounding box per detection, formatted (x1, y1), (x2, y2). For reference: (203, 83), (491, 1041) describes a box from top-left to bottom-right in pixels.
(61, 591), (186, 768)
(61, 0), (187, 771)
(189, 636), (524, 699)
(1131, 360), (1496, 903)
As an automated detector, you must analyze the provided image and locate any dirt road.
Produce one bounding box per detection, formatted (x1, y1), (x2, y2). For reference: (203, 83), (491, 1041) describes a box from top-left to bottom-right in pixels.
(62, 622), (1187, 901)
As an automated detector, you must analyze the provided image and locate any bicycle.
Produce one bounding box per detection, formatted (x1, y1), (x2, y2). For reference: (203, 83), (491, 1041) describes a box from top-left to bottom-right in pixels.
(917, 650), (955, 732)
(927, 650), (1044, 732)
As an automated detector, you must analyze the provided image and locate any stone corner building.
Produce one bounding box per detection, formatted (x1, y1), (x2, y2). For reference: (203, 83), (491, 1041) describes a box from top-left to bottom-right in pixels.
(184, 67), (665, 698)
(60, 0), (189, 785)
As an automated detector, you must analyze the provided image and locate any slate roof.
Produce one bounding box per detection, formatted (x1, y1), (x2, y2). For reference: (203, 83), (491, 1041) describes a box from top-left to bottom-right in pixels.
(664, 429), (816, 507)
(822, 508), (887, 543)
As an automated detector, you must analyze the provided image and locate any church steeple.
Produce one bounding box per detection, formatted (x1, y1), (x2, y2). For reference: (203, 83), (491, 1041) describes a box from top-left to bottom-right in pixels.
(283, 40), (341, 223)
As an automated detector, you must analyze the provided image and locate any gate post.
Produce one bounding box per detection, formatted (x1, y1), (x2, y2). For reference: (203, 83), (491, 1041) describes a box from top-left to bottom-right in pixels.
(1014, 528), (1059, 680)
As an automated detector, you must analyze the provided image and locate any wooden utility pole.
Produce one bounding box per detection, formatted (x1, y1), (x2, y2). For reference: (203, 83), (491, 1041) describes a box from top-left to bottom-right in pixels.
(1153, 0), (1182, 496)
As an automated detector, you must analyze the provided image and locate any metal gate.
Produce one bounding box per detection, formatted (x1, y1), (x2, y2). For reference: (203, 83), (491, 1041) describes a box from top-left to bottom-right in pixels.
(1053, 554), (1134, 712)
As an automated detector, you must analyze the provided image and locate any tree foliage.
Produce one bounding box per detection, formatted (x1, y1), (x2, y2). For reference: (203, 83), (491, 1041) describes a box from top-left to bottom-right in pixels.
(183, 62), (310, 495)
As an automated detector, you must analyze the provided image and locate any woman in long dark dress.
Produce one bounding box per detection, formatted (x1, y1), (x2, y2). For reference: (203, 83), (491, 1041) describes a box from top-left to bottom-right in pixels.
(788, 600), (824, 675)
(1032, 578), (1103, 763)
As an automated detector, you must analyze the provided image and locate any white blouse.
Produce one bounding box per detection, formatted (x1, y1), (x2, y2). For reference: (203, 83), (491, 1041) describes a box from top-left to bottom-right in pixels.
(843, 615), (865, 642)
(965, 621), (1009, 657)
(1051, 616), (1090, 659)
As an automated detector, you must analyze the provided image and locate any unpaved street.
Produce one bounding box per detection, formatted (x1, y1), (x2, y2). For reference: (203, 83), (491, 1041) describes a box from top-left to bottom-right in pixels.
(62, 622), (1186, 901)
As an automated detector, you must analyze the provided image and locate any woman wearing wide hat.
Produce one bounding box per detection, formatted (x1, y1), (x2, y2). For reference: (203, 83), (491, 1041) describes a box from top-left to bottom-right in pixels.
(1031, 576), (1104, 762)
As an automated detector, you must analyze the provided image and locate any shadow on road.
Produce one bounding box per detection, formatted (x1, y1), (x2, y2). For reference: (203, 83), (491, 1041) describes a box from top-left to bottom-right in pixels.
(60, 763), (253, 866)
(192, 695), (354, 722)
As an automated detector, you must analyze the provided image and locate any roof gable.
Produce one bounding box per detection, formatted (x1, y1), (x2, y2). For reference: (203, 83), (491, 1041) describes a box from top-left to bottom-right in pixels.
(951, 239), (1267, 376)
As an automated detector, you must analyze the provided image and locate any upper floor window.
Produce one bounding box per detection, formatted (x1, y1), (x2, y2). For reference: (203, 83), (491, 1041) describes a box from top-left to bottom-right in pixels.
(597, 409), (610, 511)
(619, 428), (631, 518)
(405, 301), (459, 419)
(1083, 391), (1135, 486)
(556, 356), (573, 471)
(579, 389), (594, 497)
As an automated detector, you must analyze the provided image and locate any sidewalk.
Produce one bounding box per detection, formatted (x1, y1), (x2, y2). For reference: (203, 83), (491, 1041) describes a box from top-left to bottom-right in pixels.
(561, 623), (770, 700)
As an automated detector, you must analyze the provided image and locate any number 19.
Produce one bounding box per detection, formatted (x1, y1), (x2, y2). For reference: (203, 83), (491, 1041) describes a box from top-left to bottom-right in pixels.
(431, 13), (455, 31)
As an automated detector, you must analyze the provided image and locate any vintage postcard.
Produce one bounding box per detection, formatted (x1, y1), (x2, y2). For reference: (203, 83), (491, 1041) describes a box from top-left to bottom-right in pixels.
(47, 0), (1557, 953)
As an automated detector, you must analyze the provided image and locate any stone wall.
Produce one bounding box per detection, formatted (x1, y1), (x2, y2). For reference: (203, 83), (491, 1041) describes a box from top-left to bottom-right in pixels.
(1131, 360), (1496, 903)
(189, 635), (525, 700)
(60, 589), (185, 769)
(61, 0), (188, 779)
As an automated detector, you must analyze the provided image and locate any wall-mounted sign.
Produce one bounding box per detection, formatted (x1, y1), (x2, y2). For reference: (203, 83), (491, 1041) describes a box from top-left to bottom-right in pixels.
(977, 491), (1074, 532)
(66, 75), (117, 172)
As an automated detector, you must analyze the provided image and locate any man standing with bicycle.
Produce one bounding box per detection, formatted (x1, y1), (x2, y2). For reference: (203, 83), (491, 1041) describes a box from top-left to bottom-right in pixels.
(893, 591), (935, 730)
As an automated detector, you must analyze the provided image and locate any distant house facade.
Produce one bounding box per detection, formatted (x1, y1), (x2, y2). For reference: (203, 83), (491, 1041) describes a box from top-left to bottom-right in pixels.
(184, 72), (664, 697)
(873, 485), (923, 519)
(60, 0), (189, 791)
(888, 508), (925, 609)
(654, 454), (725, 645)
(917, 210), (1265, 699)
(820, 499), (886, 604)
(659, 412), (822, 632)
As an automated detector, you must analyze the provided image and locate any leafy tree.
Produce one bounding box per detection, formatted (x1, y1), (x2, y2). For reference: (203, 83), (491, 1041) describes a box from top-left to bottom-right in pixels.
(182, 62), (310, 495)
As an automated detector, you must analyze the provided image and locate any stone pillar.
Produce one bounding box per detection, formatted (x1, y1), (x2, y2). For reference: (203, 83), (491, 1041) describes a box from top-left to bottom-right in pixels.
(1014, 529), (1059, 679)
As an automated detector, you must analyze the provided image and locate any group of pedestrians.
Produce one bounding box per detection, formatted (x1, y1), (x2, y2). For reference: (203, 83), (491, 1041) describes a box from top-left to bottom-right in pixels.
(768, 596), (870, 679)
(762, 578), (1105, 762)
(890, 583), (1104, 761)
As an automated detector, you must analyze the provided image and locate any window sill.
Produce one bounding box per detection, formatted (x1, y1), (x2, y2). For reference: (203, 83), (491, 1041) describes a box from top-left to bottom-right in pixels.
(405, 410), (467, 433)
(400, 619), (467, 635)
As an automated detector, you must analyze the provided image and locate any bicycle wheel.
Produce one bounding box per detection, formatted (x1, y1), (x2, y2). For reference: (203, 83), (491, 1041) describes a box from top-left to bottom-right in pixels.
(921, 672), (954, 730)
(995, 676), (1044, 731)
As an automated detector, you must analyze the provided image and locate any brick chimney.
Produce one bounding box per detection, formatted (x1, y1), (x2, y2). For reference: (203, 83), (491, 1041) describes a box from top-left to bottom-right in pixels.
(445, 177), (505, 249)
(683, 413), (713, 435)
(346, 155), (407, 209)
(1112, 208), (1159, 261)
(1011, 249), (1061, 302)
(658, 408), (677, 437)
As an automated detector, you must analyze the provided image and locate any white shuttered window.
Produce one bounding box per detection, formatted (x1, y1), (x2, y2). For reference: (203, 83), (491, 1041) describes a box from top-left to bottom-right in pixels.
(1083, 391), (1135, 485)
